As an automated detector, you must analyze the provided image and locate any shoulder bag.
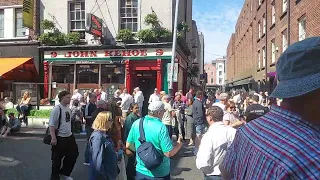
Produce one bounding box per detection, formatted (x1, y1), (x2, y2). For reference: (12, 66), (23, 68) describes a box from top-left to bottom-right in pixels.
(43, 106), (62, 145)
(136, 117), (163, 170)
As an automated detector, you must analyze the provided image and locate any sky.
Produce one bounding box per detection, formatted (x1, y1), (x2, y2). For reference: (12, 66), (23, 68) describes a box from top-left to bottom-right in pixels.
(193, 0), (244, 62)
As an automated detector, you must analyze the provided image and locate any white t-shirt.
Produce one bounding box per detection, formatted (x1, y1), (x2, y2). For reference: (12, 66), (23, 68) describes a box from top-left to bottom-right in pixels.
(149, 93), (160, 103)
(49, 104), (72, 137)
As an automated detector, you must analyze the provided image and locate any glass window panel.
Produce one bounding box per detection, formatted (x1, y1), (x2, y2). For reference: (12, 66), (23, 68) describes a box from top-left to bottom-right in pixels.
(71, 22), (75, 29)
(52, 65), (75, 83)
(76, 21), (82, 29)
(76, 65), (99, 84)
(81, 11), (85, 19)
(76, 11), (81, 20)
(0, 30), (3, 38)
(132, 23), (137, 32)
(81, 2), (85, 10)
(70, 3), (75, 11)
(81, 21), (85, 29)
(70, 12), (75, 20)
(132, 0), (138, 7)
(101, 65), (125, 84)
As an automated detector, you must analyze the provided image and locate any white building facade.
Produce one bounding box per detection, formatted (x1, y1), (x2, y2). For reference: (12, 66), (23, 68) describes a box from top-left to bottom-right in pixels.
(214, 58), (226, 85)
(40, 0), (195, 46)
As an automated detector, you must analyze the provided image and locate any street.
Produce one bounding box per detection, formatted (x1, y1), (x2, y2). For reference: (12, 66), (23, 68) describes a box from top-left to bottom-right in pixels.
(0, 137), (203, 180)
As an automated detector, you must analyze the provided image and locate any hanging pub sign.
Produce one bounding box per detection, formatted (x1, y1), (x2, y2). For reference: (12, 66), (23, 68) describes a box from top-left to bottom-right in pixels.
(86, 13), (103, 37)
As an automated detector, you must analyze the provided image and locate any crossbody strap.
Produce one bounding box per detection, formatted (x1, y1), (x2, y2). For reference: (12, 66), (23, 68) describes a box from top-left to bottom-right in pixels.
(138, 117), (146, 143)
(57, 106), (62, 130)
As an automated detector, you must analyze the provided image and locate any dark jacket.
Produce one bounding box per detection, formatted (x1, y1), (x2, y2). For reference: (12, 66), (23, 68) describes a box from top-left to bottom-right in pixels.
(91, 107), (106, 123)
(84, 102), (97, 127)
(192, 99), (205, 125)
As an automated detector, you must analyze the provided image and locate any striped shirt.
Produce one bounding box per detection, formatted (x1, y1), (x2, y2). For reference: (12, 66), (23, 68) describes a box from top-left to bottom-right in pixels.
(221, 105), (320, 179)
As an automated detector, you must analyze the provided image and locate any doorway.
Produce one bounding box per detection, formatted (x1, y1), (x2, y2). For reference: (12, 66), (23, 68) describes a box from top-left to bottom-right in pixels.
(134, 71), (157, 116)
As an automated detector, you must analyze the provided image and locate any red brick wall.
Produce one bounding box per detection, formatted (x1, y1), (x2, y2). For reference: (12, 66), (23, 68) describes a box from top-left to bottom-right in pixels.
(0, 0), (39, 39)
(226, 0), (320, 83)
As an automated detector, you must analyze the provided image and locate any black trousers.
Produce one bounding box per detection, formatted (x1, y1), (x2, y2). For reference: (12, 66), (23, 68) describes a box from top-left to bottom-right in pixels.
(51, 135), (79, 180)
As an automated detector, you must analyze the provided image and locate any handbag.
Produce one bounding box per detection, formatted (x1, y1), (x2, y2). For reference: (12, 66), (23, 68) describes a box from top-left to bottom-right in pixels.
(43, 106), (62, 145)
(136, 117), (163, 170)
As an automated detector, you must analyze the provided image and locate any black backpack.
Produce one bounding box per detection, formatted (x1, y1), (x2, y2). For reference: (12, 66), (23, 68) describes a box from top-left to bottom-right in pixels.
(136, 117), (163, 170)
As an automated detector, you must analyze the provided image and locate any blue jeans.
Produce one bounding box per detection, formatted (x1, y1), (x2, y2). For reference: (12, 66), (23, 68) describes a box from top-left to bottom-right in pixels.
(84, 125), (94, 163)
(136, 172), (170, 180)
(204, 175), (222, 180)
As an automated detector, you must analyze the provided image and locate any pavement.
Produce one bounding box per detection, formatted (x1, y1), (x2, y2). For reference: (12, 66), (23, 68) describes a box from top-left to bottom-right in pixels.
(0, 136), (203, 180)
(10, 127), (87, 139)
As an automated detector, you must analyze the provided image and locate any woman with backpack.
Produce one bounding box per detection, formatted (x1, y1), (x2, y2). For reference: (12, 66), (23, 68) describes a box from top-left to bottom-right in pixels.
(89, 111), (119, 180)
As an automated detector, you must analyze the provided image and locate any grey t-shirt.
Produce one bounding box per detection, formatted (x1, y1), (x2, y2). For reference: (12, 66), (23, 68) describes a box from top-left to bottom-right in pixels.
(49, 104), (72, 137)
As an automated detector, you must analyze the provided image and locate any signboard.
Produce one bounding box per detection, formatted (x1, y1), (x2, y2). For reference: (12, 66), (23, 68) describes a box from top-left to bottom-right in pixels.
(86, 13), (103, 37)
(44, 48), (170, 59)
(167, 63), (178, 82)
(22, 0), (34, 29)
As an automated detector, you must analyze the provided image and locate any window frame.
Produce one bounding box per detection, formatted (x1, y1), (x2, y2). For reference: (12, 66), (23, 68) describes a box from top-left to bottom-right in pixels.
(282, 0), (288, 13)
(271, 39), (276, 63)
(282, 29), (288, 52)
(298, 16), (306, 41)
(0, 9), (4, 38)
(120, 0), (139, 32)
(258, 50), (261, 69)
(271, 3), (276, 24)
(262, 46), (266, 67)
(258, 21), (261, 38)
(263, 14), (266, 34)
(69, 1), (86, 39)
(15, 8), (26, 37)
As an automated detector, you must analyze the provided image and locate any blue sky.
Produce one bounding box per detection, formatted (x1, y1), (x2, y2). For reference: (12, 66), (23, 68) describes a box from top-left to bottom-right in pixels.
(193, 0), (244, 62)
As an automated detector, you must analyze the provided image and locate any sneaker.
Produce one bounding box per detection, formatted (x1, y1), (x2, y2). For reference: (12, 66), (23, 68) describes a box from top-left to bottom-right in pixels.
(83, 162), (90, 166)
(60, 175), (73, 180)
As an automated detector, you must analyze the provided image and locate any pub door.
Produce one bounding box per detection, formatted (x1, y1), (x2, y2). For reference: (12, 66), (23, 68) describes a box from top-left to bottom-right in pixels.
(133, 71), (157, 116)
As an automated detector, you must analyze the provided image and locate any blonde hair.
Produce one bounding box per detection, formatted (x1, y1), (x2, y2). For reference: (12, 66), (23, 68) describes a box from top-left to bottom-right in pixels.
(23, 91), (30, 99)
(92, 111), (113, 131)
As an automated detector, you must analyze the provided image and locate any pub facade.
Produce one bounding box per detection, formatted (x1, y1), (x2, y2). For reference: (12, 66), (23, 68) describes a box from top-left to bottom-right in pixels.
(40, 43), (189, 99)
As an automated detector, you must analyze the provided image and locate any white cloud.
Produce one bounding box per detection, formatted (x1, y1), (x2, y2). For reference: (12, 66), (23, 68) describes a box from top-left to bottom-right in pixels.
(194, 3), (241, 62)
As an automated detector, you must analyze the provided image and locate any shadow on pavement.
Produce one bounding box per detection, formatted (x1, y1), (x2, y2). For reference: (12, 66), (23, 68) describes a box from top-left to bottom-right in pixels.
(170, 145), (193, 176)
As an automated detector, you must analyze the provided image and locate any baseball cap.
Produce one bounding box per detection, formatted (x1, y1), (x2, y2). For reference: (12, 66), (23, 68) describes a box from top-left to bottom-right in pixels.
(148, 101), (165, 112)
(270, 37), (320, 98)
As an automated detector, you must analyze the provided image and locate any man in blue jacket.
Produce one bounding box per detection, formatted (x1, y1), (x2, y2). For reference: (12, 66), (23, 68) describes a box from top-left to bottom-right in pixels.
(0, 113), (21, 137)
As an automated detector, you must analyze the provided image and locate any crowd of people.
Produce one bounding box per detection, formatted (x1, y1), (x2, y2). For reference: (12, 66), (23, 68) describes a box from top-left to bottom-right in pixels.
(40, 37), (320, 180)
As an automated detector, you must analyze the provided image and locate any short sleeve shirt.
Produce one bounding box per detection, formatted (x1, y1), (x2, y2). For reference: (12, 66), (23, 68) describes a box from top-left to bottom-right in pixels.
(48, 104), (72, 137)
(126, 115), (173, 177)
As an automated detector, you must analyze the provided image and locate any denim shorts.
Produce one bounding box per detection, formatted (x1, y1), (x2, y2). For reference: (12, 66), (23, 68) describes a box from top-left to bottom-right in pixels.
(195, 124), (206, 136)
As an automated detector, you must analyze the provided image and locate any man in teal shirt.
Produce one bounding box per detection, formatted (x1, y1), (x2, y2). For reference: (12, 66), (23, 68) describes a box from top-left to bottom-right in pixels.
(126, 101), (183, 179)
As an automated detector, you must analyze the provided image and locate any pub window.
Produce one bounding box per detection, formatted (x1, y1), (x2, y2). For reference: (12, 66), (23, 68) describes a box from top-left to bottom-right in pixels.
(69, 1), (86, 39)
(0, 10), (3, 38)
(101, 65), (125, 84)
(15, 8), (26, 37)
(77, 65), (99, 84)
(120, 0), (138, 32)
(52, 65), (74, 83)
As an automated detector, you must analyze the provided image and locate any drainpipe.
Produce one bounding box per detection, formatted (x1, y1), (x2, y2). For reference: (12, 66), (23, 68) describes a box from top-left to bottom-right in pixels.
(265, 1), (268, 92)
(288, 0), (291, 45)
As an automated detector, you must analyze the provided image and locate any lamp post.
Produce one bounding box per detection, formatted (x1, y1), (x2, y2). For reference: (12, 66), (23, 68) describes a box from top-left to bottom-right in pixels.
(168, 0), (180, 97)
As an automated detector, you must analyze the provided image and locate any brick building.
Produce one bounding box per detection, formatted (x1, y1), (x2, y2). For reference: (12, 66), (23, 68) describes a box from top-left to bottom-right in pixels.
(226, 0), (320, 92)
(204, 63), (216, 85)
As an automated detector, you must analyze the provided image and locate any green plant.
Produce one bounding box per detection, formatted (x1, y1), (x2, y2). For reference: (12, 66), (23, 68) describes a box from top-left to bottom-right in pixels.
(156, 28), (172, 42)
(5, 108), (19, 117)
(5, 109), (52, 118)
(38, 31), (66, 45)
(116, 29), (135, 42)
(65, 32), (81, 45)
(144, 12), (160, 27)
(137, 29), (157, 43)
(41, 19), (55, 31)
(178, 21), (191, 32)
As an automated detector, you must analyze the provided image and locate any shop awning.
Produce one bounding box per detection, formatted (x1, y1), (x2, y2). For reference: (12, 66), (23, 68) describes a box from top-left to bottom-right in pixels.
(0, 58), (33, 76)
